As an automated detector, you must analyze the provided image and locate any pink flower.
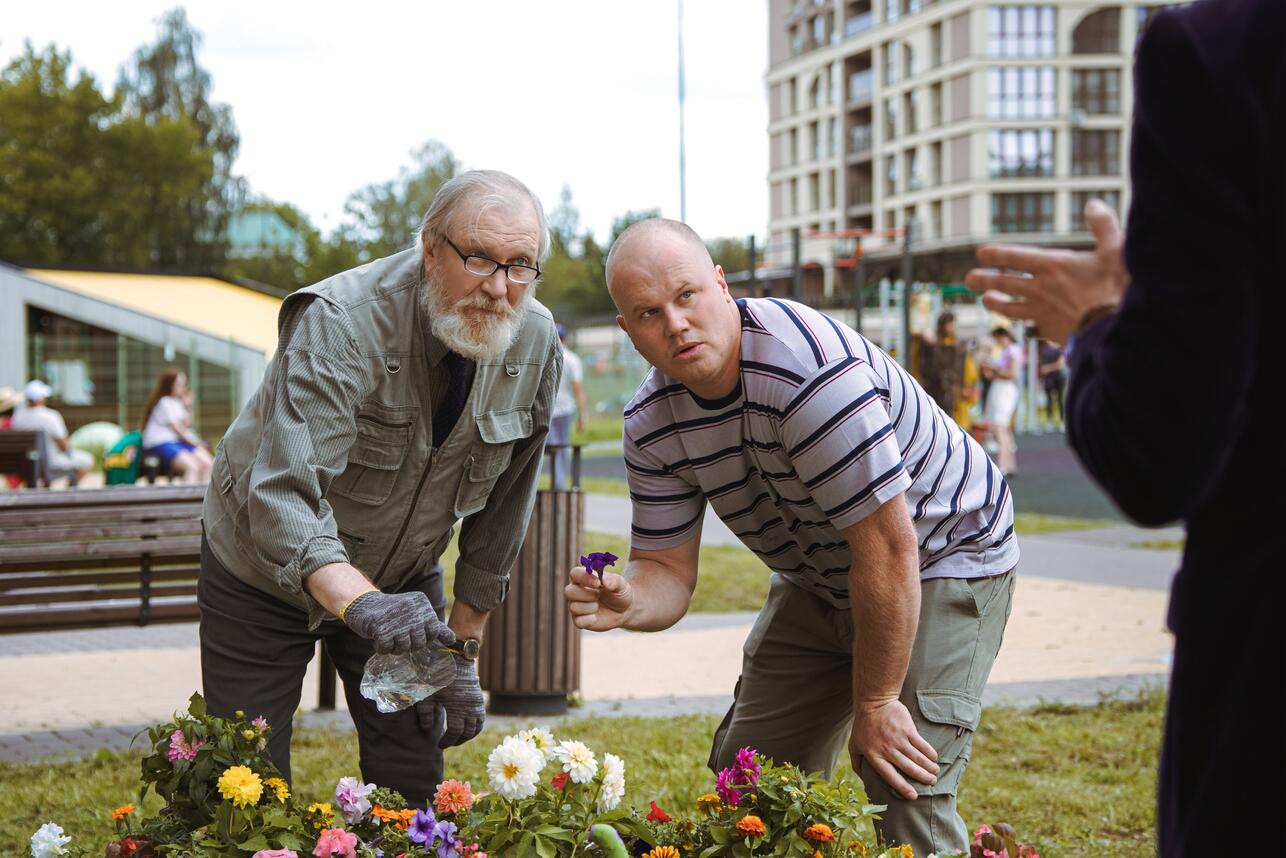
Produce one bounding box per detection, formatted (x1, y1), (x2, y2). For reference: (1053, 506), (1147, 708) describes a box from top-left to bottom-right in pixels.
(714, 767), (742, 807)
(252, 850), (298, 858)
(167, 729), (206, 763)
(433, 779), (475, 815)
(312, 829), (357, 858)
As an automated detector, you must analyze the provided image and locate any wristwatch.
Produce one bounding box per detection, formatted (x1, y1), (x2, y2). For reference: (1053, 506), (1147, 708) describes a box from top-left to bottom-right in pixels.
(444, 637), (481, 661)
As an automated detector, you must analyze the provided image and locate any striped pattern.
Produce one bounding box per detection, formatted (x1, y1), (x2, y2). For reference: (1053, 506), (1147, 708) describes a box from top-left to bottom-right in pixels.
(624, 298), (1018, 606)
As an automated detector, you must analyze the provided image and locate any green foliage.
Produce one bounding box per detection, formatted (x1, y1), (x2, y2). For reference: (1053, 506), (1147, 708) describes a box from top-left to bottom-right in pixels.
(341, 140), (457, 262)
(705, 237), (751, 276)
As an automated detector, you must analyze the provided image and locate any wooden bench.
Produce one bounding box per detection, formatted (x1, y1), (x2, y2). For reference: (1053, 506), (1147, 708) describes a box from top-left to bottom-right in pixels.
(0, 484), (338, 708)
(0, 431), (41, 488)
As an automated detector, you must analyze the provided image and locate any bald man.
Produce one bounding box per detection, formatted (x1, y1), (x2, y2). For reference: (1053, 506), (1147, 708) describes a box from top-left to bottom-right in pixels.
(564, 219), (1019, 855)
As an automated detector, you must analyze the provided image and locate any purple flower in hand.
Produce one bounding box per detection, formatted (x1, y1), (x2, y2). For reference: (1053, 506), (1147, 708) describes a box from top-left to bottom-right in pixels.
(408, 808), (437, 845)
(579, 551), (619, 582)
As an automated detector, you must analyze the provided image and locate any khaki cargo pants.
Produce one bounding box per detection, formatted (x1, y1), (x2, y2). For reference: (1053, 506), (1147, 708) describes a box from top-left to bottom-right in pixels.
(710, 569), (1015, 855)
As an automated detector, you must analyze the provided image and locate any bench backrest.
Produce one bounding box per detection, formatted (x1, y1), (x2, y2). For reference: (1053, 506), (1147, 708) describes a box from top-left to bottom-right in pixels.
(0, 484), (205, 633)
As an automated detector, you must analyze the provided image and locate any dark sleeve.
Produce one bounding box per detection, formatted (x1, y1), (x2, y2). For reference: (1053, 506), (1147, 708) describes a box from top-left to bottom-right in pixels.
(1066, 9), (1259, 526)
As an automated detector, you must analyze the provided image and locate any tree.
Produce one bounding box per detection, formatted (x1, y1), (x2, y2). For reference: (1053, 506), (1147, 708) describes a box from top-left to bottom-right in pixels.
(548, 184), (581, 256)
(116, 7), (244, 267)
(342, 140), (457, 261)
(0, 42), (210, 270)
(705, 236), (752, 275)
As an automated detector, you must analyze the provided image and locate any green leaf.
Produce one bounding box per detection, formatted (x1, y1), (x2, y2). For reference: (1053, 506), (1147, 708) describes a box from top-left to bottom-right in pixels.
(188, 693), (207, 717)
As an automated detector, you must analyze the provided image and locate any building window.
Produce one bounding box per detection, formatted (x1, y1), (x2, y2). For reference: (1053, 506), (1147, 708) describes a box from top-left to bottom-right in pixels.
(786, 77), (797, 115)
(931, 200), (944, 237)
(789, 128), (798, 165)
(930, 82), (943, 127)
(809, 173), (821, 211)
(930, 22), (944, 67)
(906, 149), (923, 190)
(988, 129), (1055, 177)
(987, 66), (1057, 118)
(886, 0), (899, 23)
(827, 117), (839, 157)
(814, 12), (830, 47)
(810, 121), (821, 161)
(904, 43), (918, 80)
(849, 68), (875, 103)
(884, 41), (899, 85)
(1070, 190), (1121, 230)
(1072, 68), (1121, 115)
(884, 96), (899, 140)
(987, 6), (1057, 57)
(1072, 7), (1120, 54)
(931, 141), (944, 185)
(1071, 129), (1121, 175)
(885, 154), (899, 196)
(991, 192), (1055, 232)
(904, 90), (920, 135)
(789, 178), (799, 215)
(828, 170), (837, 209)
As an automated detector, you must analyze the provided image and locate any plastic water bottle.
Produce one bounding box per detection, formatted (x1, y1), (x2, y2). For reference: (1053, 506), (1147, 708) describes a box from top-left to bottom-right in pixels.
(359, 645), (457, 714)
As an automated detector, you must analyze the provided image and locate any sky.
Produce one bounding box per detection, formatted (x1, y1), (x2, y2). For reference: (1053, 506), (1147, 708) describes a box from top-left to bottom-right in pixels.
(2, 1), (770, 245)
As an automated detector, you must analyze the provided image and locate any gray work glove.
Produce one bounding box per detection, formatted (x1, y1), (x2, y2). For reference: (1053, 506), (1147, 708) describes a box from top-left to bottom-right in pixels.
(415, 654), (485, 748)
(342, 590), (455, 654)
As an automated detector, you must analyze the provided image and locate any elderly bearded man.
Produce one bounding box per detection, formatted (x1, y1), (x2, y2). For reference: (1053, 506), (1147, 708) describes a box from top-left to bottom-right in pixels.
(564, 219), (1018, 855)
(200, 170), (561, 804)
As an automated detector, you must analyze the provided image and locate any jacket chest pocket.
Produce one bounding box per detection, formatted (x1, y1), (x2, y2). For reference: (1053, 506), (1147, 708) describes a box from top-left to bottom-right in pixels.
(454, 406), (533, 518)
(331, 412), (414, 505)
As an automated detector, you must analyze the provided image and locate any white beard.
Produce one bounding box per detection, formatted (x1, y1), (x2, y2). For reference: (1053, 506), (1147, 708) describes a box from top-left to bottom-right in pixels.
(421, 269), (533, 361)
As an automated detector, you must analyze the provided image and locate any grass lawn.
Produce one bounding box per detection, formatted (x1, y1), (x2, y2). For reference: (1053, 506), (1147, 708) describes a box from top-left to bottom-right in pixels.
(0, 692), (1163, 857)
(1130, 539), (1185, 552)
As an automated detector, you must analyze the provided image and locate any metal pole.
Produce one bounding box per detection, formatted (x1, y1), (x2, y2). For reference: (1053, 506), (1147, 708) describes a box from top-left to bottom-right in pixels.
(791, 226), (802, 301)
(901, 220), (914, 368)
(116, 334), (128, 429)
(747, 234), (758, 297)
(677, 0), (687, 222)
(188, 338), (200, 436)
(854, 256), (866, 335)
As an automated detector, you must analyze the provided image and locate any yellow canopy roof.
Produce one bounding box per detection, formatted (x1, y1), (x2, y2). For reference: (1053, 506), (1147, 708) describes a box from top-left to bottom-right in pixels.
(27, 269), (282, 356)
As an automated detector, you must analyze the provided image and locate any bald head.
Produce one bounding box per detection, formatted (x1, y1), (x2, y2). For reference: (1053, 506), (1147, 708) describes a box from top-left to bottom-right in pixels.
(605, 218), (713, 308)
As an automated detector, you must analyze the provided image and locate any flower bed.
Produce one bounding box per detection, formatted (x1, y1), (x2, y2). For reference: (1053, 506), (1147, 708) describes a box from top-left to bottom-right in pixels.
(29, 695), (1038, 858)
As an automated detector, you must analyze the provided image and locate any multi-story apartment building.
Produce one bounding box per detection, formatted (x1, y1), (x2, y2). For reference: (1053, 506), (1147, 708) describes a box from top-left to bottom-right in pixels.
(765, 0), (1179, 297)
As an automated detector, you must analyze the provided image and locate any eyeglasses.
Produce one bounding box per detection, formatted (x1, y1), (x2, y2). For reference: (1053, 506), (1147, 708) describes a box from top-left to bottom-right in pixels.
(443, 238), (541, 285)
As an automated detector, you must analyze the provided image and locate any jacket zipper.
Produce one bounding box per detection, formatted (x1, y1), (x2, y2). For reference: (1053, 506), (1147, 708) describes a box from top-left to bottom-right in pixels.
(375, 446), (441, 580)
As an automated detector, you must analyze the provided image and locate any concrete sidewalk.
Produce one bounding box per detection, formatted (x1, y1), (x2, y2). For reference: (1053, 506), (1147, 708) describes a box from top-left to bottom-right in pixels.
(0, 494), (1180, 763)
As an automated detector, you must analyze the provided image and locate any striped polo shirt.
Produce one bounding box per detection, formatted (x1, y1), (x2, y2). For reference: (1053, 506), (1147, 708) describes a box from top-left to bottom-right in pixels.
(624, 297), (1018, 607)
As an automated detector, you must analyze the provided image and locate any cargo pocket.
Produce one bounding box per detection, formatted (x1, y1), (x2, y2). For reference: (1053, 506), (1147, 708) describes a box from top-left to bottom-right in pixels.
(913, 688), (983, 796)
(331, 414), (412, 505)
(454, 407), (532, 517)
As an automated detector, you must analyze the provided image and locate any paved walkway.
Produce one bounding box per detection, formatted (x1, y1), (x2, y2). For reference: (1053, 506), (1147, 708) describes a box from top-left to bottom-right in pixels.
(0, 493), (1182, 764)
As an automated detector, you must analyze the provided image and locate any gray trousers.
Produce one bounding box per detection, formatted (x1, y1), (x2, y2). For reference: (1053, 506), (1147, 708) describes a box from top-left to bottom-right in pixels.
(198, 537), (447, 806)
(710, 570), (1015, 855)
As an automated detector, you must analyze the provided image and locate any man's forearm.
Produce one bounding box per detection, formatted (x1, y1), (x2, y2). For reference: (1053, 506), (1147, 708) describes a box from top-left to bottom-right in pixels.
(621, 557), (695, 632)
(448, 599), (490, 642)
(305, 562), (378, 619)
(848, 545), (920, 710)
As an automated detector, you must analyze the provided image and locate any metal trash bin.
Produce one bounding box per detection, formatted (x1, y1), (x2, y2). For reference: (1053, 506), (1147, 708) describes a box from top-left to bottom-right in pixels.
(479, 445), (583, 715)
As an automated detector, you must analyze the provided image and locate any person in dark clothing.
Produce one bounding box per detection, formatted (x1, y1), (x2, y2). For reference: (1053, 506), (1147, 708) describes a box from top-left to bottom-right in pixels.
(965, 2), (1284, 854)
(1035, 337), (1065, 425)
(916, 311), (965, 414)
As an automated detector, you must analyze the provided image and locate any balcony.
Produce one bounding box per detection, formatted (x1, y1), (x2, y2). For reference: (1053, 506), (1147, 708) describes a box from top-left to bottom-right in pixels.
(848, 69), (874, 104)
(845, 12), (874, 38)
(849, 184), (874, 207)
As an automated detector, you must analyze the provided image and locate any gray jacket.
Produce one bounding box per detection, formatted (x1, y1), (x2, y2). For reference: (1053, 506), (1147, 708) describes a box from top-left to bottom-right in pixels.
(203, 247), (560, 626)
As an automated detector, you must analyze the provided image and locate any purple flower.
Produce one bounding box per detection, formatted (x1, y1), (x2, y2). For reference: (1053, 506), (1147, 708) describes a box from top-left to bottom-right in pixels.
(734, 746), (761, 785)
(431, 821), (459, 858)
(408, 808), (437, 845)
(579, 551), (619, 581)
(715, 767), (742, 807)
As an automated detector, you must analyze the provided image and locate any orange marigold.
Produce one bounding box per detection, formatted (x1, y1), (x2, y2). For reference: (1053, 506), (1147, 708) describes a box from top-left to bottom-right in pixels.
(899, 845), (914, 858)
(371, 805), (402, 824)
(696, 793), (722, 812)
(642, 848), (681, 858)
(804, 823), (834, 843)
(111, 804), (135, 820)
(735, 815), (767, 838)
(396, 808), (417, 830)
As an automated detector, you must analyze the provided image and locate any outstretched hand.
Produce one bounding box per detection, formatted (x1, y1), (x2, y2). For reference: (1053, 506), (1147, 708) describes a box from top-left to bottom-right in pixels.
(965, 199), (1129, 345)
(849, 699), (940, 802)
(564, 565), (634, 631)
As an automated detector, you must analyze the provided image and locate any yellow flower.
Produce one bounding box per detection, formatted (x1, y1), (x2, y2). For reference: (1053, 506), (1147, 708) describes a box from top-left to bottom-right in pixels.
(899, 845), (914, 858)
(217, 765), (263, 808)
(642, 848), (681, 858)
(735, 815), (767, 838)
(850, 840), (868, 856)
(264, 777), (290, 802)
(306, 802), (334, 829)
(696, 793), (722, 813)
(111, 803), (135, 820)
(242, 729), (258, 741)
